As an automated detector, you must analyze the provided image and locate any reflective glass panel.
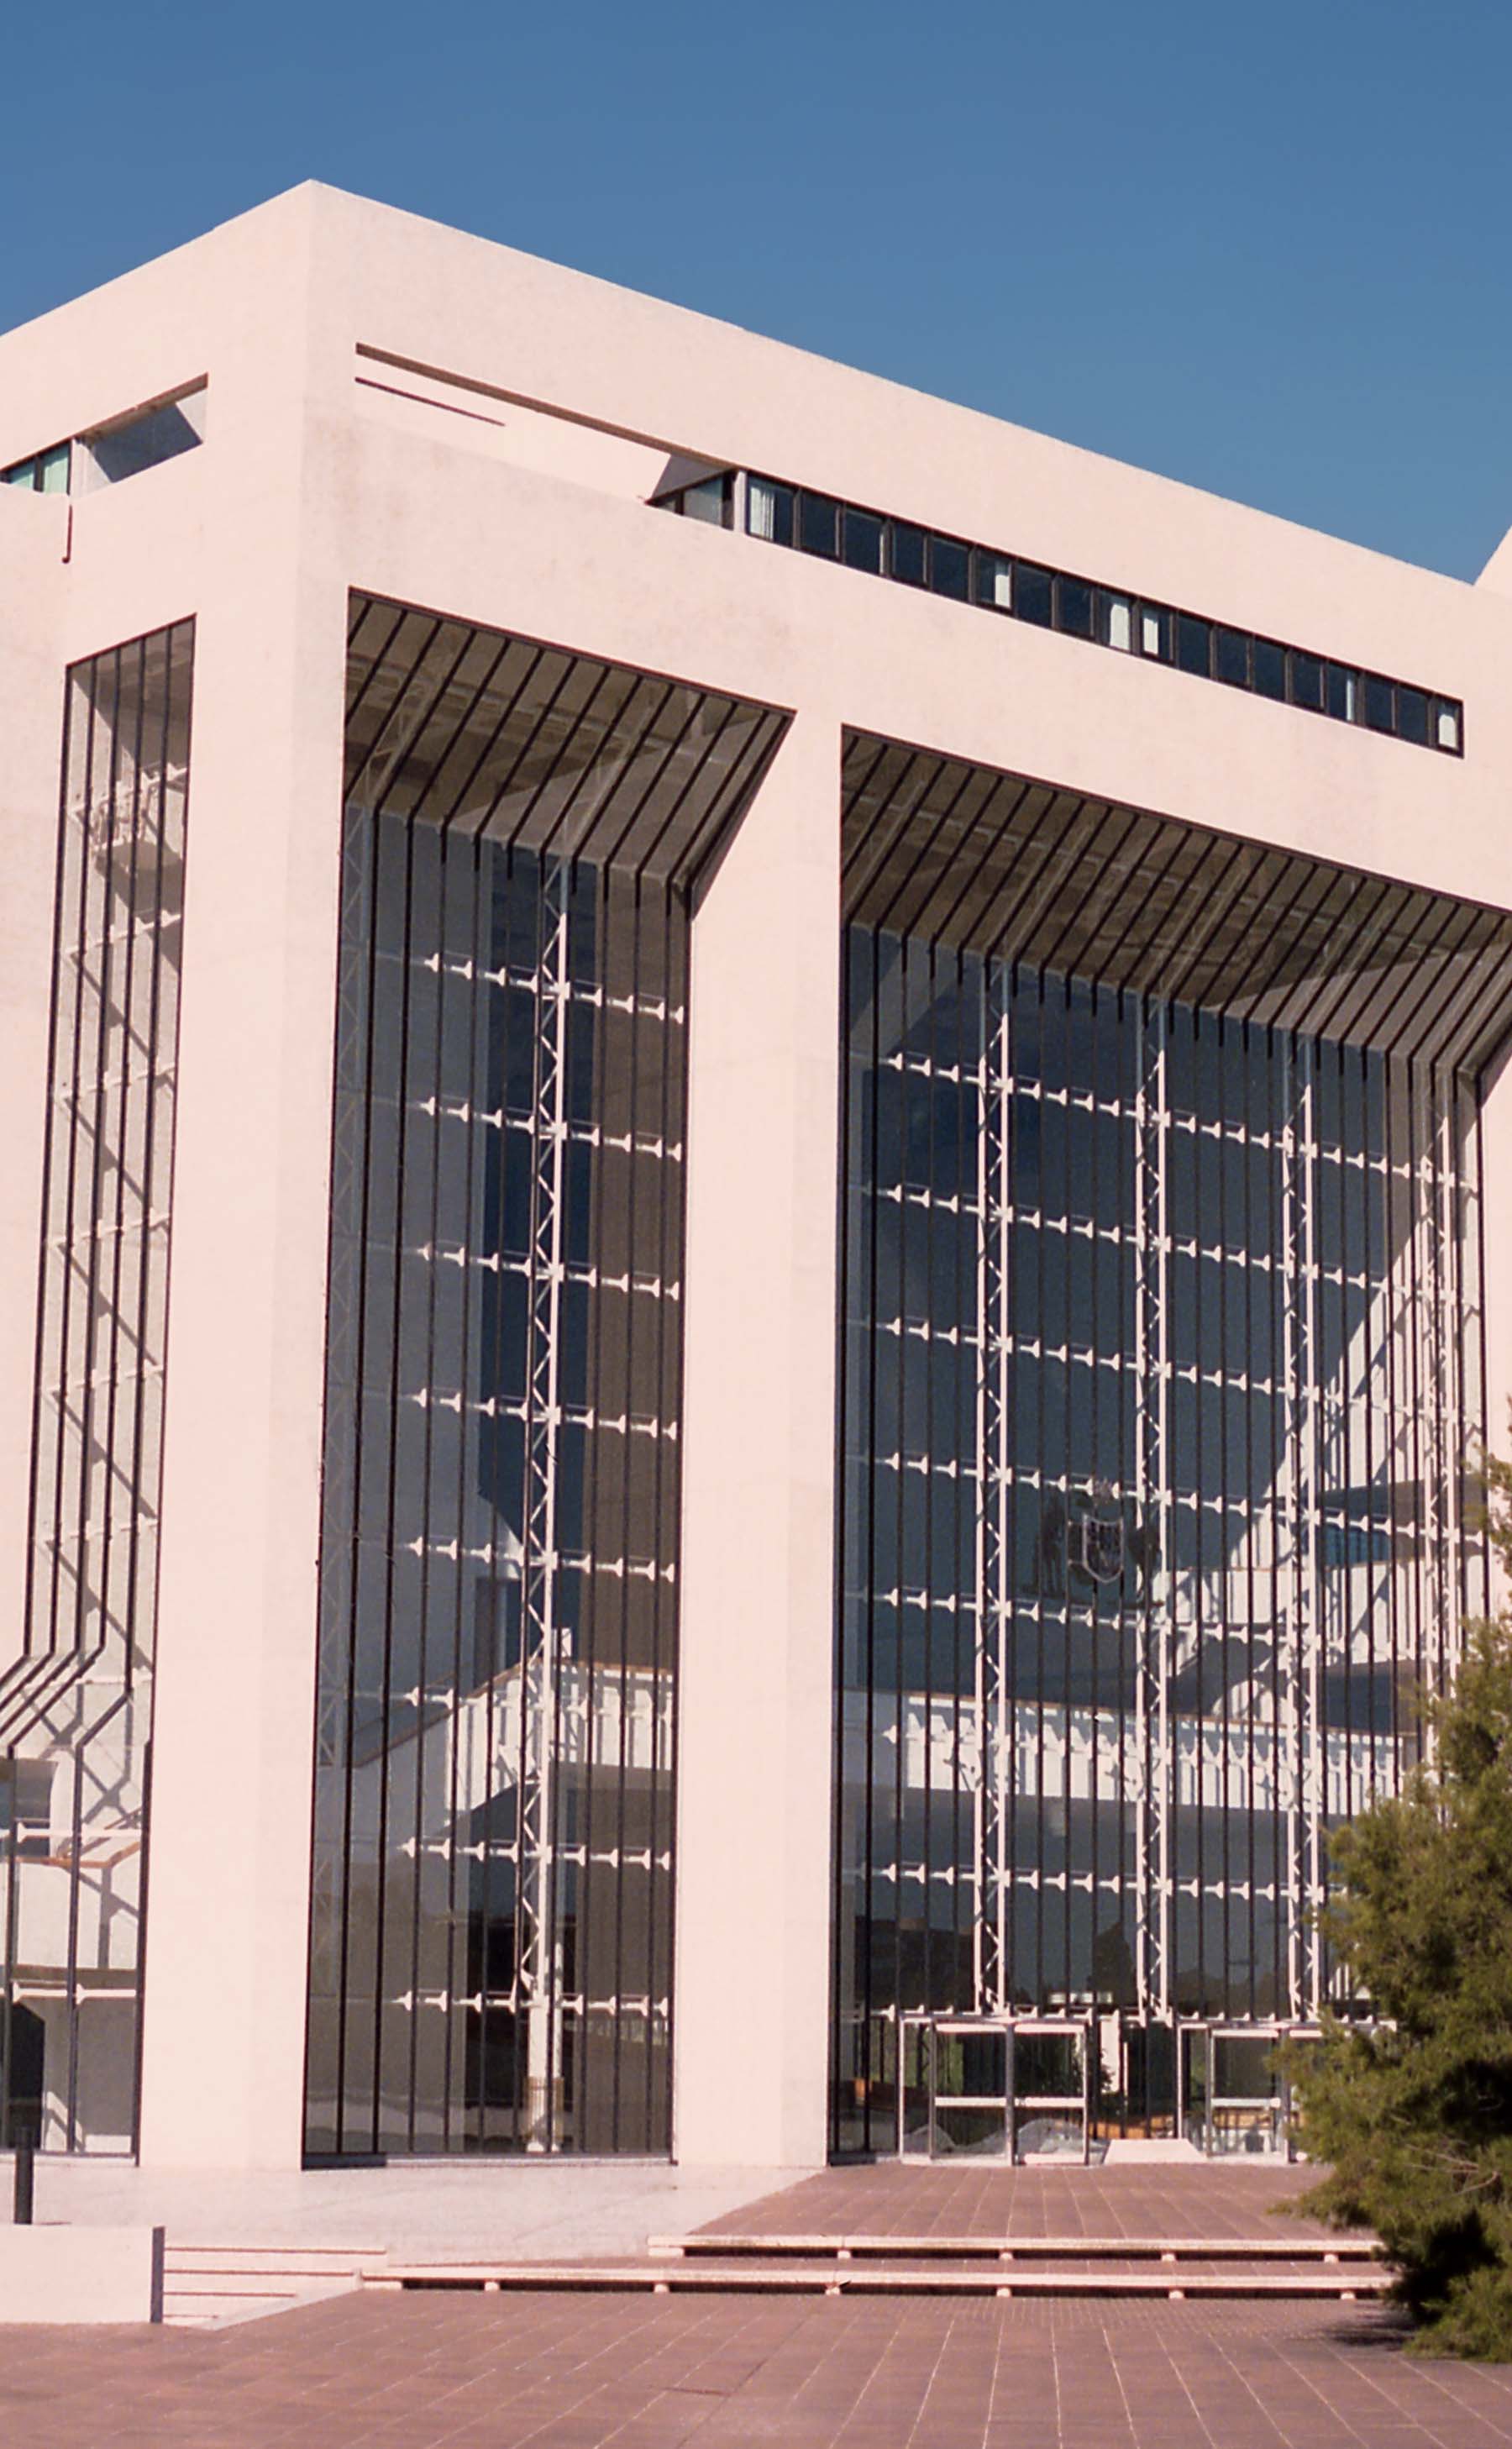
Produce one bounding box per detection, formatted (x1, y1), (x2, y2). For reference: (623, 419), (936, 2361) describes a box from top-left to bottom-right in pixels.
(930, 536), (970, 599)
(4, 622), (194, 2154)
(1214, 628), (1249, 687)
(1016, 563), (1053, 626)
(1253, 639), (1286, 700)
(890, 523), (927, 586)
(843, 507), (885, 572)
(1177, 616), (1212, 676)
(1362, 674), (1395, 733)
(835, 743), (1489, 2156)
(798, 491), (840, 557)
(1056, 576), (1094, 638)
(1289, 651), (1324, 711)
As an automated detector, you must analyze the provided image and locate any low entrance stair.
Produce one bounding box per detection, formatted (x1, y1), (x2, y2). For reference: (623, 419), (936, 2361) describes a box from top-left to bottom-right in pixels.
(366, 2230), (1387, 2304)
(163, 2243), (388, 2328)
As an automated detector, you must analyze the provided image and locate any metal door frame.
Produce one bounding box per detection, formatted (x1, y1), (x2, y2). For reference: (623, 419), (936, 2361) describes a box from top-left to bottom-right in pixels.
(1179, 2021), (1290, 2157)
(1006, 2015), (1092, 2166)
(897, 2015), (1092, 2163)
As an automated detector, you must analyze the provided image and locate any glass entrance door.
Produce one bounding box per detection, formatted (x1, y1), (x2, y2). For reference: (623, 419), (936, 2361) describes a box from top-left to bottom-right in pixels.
(932, 2023), (1009, 2159)
(1008, 2021), (1091, 2164)
(1180, 2024), (1286, 2155)
(896, 2018), (1092, 2162)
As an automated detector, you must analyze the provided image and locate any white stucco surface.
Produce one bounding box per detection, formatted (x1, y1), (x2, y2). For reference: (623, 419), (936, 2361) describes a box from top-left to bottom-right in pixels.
(2, 182), (1510, 2177)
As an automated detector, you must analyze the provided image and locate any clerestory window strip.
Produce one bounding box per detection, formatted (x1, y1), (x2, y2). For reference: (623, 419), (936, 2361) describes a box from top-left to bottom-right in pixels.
(658, 471), (1463, 756)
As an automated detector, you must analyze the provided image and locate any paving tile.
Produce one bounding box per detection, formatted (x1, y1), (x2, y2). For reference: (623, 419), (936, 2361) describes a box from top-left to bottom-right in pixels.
(6, 2185), (1512, 2449)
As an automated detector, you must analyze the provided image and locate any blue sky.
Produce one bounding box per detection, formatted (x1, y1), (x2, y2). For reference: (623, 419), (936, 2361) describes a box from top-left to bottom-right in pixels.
(3, 0), (1509, 579)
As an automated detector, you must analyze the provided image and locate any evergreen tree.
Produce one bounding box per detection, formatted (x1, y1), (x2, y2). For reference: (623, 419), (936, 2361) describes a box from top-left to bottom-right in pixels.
(1289, 1452), (1512, 2357)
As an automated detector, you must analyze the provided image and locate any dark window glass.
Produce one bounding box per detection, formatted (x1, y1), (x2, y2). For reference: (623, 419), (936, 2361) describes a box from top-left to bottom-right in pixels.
(1214, 628), (1249, 687)
(843, 507), (885, 573)
(974, 551), (1013, 611)
(1177, 616), (1212, 677)
(1253, 639), (1286, 701)
(1362, 674), (1394, 733)
(798, 491), (840, 559)
(1056, 576), (1094, 639)
(890, 523), (927, 586)
(1138, 604), (1172, 660)
(930, 536), (970, 600)
(1394, 686), (1429, 746)
(1016, 563), (1053, 628)
(747, 478), (794, 548)
(1325, 663), (1354, 721)
(1289, 652), (1323, 712)
(2, 458), (37, 489)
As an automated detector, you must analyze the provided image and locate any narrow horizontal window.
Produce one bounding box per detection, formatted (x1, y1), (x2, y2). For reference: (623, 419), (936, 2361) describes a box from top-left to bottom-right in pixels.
(1253, 639), (1286, 702)
(747, 476), (794, 546)
(1362, 674), (1394, 734)
(1394, 686), (1429, 747)
(890, 523), (927, 586)
(1214, 628), (1249, 688)
(3, 440), (71, 493)
(974, 552), (1013, 611)
(1289, 652), (1323, 711)
(930, 536), (970, 600)
(715, 461), (1457, 753)
(843, 507), (885, 573)
(1098, 593), (1132, 651)
(680, 475), (729, 526)
(798, 491), (840, 559)
(1177, 616), (1211, 678)
(1139, 606), (1171, 660)
(1016, 563), (1053, 628)
(1056, 576), (1094, 639)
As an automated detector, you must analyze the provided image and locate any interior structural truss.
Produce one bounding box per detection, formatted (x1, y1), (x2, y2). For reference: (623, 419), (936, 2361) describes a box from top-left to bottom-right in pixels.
(832, 729), (1505, 2156)
(307, 594), (786, 2157)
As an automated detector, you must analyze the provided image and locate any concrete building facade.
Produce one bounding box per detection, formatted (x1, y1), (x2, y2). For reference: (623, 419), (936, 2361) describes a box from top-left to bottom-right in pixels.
(2, 184), (1510, 2174)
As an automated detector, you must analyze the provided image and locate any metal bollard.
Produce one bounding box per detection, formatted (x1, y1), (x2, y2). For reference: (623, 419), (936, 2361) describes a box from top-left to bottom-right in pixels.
(13, 2136), (34, 2226)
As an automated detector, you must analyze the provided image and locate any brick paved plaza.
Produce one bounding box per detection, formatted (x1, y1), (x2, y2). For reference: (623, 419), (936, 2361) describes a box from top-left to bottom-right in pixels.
(8, 2286), (1512, 2449)
(7, 2164), (1512, 2446)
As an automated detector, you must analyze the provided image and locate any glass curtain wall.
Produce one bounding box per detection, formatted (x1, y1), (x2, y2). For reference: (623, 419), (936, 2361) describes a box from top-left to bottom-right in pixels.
(0, 621), (194, 2152)
(833, 733), (1507, 2155)
(307, 596), (785, 2157)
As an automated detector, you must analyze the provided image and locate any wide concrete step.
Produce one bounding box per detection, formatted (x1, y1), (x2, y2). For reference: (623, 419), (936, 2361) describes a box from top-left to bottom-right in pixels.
(651, 2231), (1380, 2265)
(161, 2243), (387, 2329)
(167, 2246), (384, 2278)
(366, 2259), (1391, 2301)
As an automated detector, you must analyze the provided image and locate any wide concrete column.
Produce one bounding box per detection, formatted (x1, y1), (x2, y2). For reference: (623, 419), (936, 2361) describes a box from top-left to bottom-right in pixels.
(674, 711), (840, 2170)
(137, 207), (350, 2169)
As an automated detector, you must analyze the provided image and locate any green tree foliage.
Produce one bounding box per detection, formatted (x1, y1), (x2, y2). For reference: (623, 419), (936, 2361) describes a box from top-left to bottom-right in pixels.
(1288, 1450), (1512, 2357)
